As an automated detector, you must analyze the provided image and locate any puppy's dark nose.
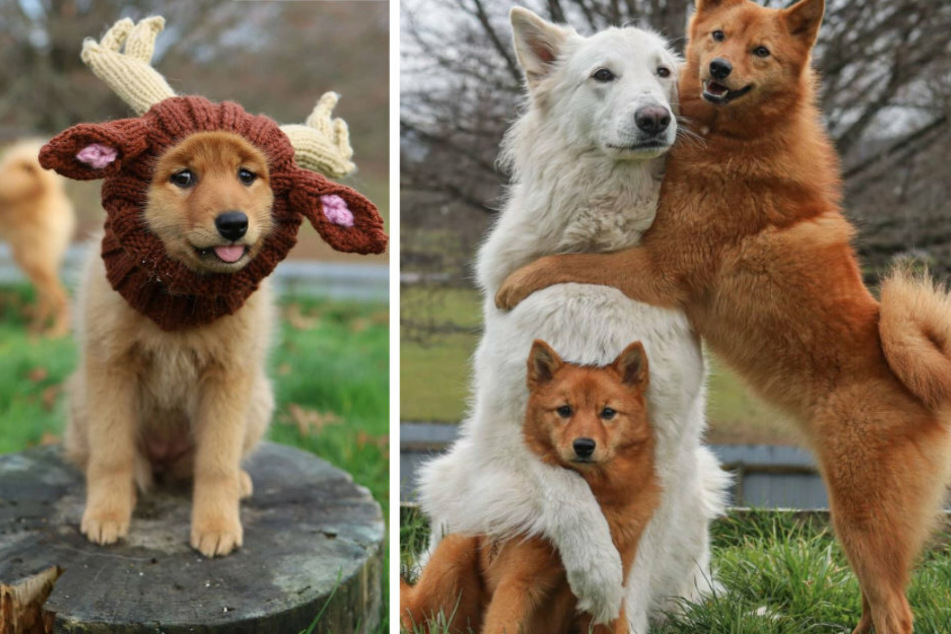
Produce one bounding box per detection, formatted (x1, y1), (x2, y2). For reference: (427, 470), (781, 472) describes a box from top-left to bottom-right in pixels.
(215, 211), (248, 241)
(573, 438), (596, 458)
(709, 58), (732, 80)
(634, 106), (671, 134)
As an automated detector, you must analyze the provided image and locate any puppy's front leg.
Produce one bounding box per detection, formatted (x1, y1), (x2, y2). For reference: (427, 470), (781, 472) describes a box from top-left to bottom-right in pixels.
(191, 367), (252, 557)
(529, 459), (624, 625)
(82, 359), (138, 544)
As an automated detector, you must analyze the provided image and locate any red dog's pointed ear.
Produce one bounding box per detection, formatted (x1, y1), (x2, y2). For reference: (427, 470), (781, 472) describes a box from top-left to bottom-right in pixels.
(289, 169), (388, 255)
(39, 118), (150, 180)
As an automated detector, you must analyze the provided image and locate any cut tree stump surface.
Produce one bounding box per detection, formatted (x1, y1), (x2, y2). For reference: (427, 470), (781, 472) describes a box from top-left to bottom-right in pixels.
(0, 443), (384, 634)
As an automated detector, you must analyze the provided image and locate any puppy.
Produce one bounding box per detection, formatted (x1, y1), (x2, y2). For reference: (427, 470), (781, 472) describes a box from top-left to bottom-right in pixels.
(401, 340), (660, 634)
(0, 140), (76, 336)
(67, 131), (276, 556)
(497, 0), (951, 631)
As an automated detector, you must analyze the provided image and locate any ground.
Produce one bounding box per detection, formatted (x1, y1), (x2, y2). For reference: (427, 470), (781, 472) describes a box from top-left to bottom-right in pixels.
(400, 507), (951, 633)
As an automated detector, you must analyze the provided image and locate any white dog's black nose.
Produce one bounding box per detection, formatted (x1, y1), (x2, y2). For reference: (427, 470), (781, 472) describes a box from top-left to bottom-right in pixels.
(635, 106), (671, 134)
(709, 58), (732, 80)
(573, 437), (596, 458)
(215, 211), (248, 241)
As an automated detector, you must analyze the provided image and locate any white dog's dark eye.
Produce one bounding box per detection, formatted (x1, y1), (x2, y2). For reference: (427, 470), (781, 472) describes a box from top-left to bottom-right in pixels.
(753, 46), (770, 58)
(238, 168), (257, 185)
(170, 169), (194, 188)
(556, 405), (573, 418)
(592, 68), (616, 82)
(657, 67), (671, 78)
(712, 30), (725, 42)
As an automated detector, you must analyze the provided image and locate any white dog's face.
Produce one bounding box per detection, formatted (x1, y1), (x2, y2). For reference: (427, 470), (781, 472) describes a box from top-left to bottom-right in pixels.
(511, 8), (679, 160)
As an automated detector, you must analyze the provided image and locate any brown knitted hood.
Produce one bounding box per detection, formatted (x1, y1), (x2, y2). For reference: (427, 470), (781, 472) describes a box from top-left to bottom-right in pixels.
(38, 96), (387, 330)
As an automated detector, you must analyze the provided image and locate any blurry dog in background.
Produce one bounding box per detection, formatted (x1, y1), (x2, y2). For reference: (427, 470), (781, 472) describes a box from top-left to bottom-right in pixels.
(401, 340), (660, 634)
(0, 140), (76, 336)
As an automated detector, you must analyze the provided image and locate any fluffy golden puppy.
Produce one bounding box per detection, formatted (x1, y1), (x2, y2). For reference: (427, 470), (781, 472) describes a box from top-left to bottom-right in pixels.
(0, 139), (76, 336)
(67, 132), (277, 557)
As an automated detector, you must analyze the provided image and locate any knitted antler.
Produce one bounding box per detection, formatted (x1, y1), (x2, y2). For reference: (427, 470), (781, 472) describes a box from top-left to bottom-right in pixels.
(81, 16), (357, 178)
(81, 16), (175, 116)
(281, 93), (356, 178)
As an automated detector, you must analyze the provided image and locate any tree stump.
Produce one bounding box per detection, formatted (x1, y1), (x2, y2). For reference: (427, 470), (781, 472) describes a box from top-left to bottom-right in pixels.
(0, 443), (384, 634)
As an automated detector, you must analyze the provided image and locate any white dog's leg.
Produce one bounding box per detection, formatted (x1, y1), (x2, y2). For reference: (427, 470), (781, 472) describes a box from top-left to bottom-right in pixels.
(528, 457), (624, 624)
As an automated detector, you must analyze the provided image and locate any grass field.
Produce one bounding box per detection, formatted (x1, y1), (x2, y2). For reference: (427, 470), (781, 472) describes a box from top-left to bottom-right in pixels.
(0, 284), (390, 633)
(399, 507), (951, 633)
(400, 285), (800, 445)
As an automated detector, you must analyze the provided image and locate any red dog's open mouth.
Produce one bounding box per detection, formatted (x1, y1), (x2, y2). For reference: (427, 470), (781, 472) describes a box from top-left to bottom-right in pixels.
(702, 80), (753, 104)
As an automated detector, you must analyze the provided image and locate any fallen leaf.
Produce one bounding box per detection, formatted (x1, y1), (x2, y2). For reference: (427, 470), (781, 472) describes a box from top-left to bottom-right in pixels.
(284, 304), (319, 330)
(27, 367), (48, 383)
(287, 404), (342, 436)
(41, 385), (60, 411)
(356, 431), (389, 451)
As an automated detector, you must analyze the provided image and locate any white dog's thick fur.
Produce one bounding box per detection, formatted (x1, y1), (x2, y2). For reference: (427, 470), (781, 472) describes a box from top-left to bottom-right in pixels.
(417, 8), (729, 631)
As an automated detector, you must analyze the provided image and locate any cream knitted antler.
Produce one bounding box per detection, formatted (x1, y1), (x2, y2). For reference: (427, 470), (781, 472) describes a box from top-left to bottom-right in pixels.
(80, 16), (357, 178)
(280, 93), (356, 178)
(81, 16), (174, 116)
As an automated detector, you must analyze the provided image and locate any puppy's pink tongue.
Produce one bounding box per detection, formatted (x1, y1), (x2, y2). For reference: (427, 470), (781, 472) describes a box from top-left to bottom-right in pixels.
(214, 246), (245, 263)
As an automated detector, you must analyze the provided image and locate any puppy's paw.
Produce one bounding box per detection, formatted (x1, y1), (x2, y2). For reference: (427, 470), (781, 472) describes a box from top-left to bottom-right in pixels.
(191, 513), (243, 557)
(566, 554), (624, 625)
(81, 505), (131, 545)
(239, 469), (253, 499)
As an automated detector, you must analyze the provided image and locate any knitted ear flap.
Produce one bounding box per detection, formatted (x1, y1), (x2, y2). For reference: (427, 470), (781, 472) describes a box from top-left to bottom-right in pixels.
(39, 118), (150, 180)
(288, 168), (388, 255)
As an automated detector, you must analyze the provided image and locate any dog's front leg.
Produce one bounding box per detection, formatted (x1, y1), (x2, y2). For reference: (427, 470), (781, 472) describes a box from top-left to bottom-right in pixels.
(81, 358), (138, 544)
(495, 247), (681, 311)
(190, 367), (252, 557)
(530, 459), (624, 625)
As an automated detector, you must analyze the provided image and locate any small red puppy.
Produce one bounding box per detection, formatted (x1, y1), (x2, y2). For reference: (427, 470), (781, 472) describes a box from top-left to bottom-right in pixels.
(401, 340), (660, 634)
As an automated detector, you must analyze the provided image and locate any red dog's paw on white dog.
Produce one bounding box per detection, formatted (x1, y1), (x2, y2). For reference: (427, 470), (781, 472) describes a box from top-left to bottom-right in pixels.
(401, 340), (660, 634)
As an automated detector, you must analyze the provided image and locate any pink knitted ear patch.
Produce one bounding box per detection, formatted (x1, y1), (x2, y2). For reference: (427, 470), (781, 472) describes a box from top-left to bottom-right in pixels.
(320, 194), (354, 227)
(76, 143), (118, 169)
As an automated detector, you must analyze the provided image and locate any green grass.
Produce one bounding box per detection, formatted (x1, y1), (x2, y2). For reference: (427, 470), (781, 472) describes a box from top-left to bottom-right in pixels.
(400, 285), (799, 444)
(0, 284), (390, 633)
(399, 508), (951, 633)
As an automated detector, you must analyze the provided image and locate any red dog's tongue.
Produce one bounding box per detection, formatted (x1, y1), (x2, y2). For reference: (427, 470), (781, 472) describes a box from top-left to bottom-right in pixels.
(215, 245), (245, 263)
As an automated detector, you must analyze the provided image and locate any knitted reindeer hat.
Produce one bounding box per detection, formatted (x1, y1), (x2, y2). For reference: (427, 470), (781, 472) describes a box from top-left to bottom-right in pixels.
(39, 17), (387, 331)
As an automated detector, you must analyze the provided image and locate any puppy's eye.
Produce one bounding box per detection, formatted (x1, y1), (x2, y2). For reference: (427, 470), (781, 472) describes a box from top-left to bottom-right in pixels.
(712, 30), (725, 42)
(592, 68), (615, 82)
(238, 168), (257, 185)
(753, 46), (770, 58)
(556, 405), (573, 418)
(657, 67), (671, 78)
(601, 407), (617, 420)
(170, 169), (194, 188)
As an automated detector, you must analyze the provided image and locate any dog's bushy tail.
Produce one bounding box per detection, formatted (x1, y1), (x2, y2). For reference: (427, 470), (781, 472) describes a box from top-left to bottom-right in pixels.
(880, 263), (951, 412)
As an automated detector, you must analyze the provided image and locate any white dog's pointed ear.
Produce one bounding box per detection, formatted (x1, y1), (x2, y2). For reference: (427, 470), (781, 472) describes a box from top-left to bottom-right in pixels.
(510, 7), (572, 88)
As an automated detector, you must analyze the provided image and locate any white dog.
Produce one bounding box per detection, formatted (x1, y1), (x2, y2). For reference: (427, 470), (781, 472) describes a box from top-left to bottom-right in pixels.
(416, 8), (729, 631)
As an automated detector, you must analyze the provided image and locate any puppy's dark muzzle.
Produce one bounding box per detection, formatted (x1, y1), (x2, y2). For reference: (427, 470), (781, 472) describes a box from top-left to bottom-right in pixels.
(215, 211), (248, 241)
(573, 437), (596, 459)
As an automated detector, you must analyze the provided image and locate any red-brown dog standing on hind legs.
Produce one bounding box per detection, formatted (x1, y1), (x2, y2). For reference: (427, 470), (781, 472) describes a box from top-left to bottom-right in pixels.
(401, 340), (660, 634)
(496, 0), (951, 632)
